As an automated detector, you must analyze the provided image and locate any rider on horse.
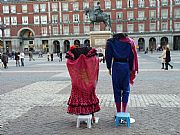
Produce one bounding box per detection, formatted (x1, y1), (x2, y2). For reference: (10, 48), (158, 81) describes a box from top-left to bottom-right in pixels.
(94, 2), (103, 17)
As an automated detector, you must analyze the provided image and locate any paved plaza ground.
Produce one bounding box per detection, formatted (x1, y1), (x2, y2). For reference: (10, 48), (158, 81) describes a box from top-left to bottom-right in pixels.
(0, 51), (180, 135)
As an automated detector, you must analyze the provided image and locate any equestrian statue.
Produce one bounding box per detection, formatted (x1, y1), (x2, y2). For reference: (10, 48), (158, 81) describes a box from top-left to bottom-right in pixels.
(84, 2), (111, 31)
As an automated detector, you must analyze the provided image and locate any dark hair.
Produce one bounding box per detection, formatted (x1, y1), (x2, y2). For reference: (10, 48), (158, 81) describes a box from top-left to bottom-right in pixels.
(113, 33), (128, 39)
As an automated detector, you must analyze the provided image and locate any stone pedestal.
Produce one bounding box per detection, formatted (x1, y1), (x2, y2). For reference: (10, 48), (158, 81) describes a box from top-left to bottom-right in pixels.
(90, 31), (112, 48)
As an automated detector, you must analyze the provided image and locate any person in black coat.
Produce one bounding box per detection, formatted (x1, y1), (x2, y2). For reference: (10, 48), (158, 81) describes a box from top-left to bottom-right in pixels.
(165, 47), (173, 70)
(1, 53), (8, 68)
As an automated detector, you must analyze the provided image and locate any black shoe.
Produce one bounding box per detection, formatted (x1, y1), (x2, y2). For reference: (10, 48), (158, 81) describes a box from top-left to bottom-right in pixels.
(164, 68), (168, 70)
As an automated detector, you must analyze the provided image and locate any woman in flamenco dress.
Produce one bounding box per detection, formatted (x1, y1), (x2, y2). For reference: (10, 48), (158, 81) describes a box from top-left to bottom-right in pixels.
(65, 45), (100, 122)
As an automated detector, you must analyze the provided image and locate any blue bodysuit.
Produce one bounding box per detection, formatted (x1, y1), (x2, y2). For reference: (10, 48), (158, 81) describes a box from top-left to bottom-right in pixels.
(105, 38), (134, 104)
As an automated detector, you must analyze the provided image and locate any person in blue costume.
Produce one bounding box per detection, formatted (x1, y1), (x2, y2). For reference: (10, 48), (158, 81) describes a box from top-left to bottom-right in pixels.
(105, 33), (138, 113)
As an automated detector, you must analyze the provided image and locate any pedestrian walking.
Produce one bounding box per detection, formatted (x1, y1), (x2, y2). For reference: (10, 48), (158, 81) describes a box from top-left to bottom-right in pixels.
(50, 53), (53, 61)
(65, 45), (100, 122)
(15, 52), (20, 67)
(144, 47), (148, 54)
(29, 51), (35, 61)
(159, 46), (166, 69)
(165, 47), (173, 70)
(47, 52), (50, 61)
(20, 51), (25, 66)
(105, 33), (138, 113)
(1, 53), (8, 69)
(59, 51), (62, 62)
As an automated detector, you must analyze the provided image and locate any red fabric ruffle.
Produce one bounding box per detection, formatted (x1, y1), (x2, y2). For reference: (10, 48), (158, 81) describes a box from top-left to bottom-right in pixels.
(66, 49), (100, 115)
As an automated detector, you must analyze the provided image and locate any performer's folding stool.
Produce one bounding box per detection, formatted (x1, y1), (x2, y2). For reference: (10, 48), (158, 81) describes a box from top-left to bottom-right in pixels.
(115, 112), (130, 128)
(76, 114), (92, 128)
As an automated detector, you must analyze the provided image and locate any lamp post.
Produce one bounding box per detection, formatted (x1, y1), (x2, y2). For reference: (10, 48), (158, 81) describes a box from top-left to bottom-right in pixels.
(0, 23), (6, 53)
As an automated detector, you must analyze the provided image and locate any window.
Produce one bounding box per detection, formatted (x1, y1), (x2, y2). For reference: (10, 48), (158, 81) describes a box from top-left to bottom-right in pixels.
(116, 0), (122, 8)
(22, 16), (28, 25)
(150, 23), (156, 32)
(53, 27), (58, 35)
(52, 15), (58, 23)
(22, 5), (27, 13)
(0, 17), (2, 24)
(41, 15), (47, 24)
(63, 26), (69, 35)
(161, 9), (168, 19)
(127, 24), (134, 32)
(29, 41), (33, 44)
(174, 9), (180, 18)
(11, 17), (17, 25)
(116, 24), (123, 32)
(84, 14), (90, 22)
(83, 2), (89, 9)
(138, 0), (144, 7)
(105, 0), (111, 9)
(40, 4), (46, 12)
(127, 0), (134, 8)
(41, 27), (48, 36)
(73, 26), (79, 34)
(116, 12), (123, 20)
(73, 14), (79, 22)
(4, 17), (10, 25)
(138, 24), (144, 32)
(33, 4), (39, 12)
(62, 3), (68, 11)
(175, 0), (180, 5)
(3, 6), (9, 13)
(174, 22), (180, 31)
(5, 29), (10, 37)
(162, 0), (168, 6)
(73, 2), (79, 11)
(84, 26), (90, 34)
(63, 14), (69, 23)
(52, 3), (58, 12)
(138, 11), (144, 20)
(11, 5), (16, 13)
(127, 11), (134, 19)
(150, 0), (156, 7)
(161, 22), (168, 31)
(34, 16), (40, 24)
(150, 10), (156, 19)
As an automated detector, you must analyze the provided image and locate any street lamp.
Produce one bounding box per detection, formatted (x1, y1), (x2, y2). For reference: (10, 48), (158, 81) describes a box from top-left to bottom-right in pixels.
(0, 22), (6, 53)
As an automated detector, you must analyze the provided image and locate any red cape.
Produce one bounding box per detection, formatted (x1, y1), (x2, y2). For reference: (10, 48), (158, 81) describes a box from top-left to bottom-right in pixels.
(120, 37), (139, 85)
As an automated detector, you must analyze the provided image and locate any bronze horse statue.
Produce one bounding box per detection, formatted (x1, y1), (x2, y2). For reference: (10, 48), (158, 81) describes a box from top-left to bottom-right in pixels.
(84, 7), (111, 31)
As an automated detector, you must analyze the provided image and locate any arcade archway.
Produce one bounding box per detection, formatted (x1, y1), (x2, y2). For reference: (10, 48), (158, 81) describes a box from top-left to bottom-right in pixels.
(160, 37), (168, 47)
(64, 40), (70, 53)
(53, 40), (60, 53)
(173, 35), (180, 50)
(138, 38), (145, 51)
(149, 37), (156, 50)
(74, 40), (80, 47)
(84, 39), (90, 47)
(18, 28), (35, 52)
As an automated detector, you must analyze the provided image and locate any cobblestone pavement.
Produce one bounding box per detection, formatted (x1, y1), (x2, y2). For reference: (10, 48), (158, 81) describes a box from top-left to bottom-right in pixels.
(0, 52), (180, 135)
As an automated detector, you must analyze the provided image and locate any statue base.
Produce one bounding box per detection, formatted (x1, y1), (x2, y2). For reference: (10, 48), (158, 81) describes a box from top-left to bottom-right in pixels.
(90, 31), (112, 48)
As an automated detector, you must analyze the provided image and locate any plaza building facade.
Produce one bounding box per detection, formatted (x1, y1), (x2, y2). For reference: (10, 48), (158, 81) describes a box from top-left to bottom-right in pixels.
(0, 0), (180, 53)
